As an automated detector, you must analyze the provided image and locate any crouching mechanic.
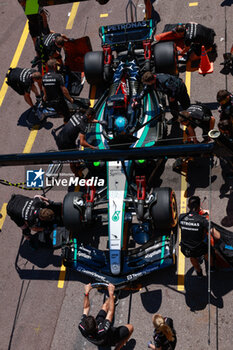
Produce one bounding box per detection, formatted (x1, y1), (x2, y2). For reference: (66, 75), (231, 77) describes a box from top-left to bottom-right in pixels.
(53, 107), (106, 151)
(6, 67), (42, 108)
(179, 196), (220, 277)
(179, 103), (215, 143)
(133, 71), (190, 124)
(7, 194), (62, 240)
(79, 283), (133, 349)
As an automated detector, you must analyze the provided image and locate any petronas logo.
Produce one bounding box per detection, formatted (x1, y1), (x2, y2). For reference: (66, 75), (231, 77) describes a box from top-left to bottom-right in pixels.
(112, 210), (120, 222)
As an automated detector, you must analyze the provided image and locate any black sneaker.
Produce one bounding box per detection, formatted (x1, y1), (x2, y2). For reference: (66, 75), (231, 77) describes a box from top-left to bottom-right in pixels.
(196, 269), (203, 278)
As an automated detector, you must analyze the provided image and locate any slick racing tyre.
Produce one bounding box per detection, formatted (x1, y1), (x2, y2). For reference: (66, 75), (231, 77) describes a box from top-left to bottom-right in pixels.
(150, 187), (178, 229)
(84, 51), (104, 85)
(63, 192), (83, 233)
(153, 41), (178, 75)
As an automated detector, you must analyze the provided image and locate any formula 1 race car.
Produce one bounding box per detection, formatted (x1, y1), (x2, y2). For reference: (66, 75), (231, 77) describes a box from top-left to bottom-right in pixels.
(58, 20), (179, 287)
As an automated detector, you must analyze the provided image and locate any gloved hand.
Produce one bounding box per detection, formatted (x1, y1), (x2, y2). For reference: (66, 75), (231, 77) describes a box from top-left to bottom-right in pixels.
(147, 341), (153, 348)
(99, 120), (108, 126)
(22, 227), (31, 237)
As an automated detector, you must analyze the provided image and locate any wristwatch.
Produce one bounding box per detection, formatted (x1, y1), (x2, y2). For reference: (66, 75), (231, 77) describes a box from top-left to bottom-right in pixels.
(84, 293), (89, 297)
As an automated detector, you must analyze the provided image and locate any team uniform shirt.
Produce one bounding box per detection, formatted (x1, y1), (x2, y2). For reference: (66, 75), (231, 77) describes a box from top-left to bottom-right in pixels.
(42, 71), (65, 101)
(185, 104), (212, 130)
(7, 195), (46, 228)
(56, 113), (88, 150)
(153, 317), (177, 350)
(78, 313), (111, 346)
(139, 74), (185, 100)
(7, 68), (36, 94)
(36, 33), (61, 61)
(179, 211), (209, 250)
(184, 23), (215, 48)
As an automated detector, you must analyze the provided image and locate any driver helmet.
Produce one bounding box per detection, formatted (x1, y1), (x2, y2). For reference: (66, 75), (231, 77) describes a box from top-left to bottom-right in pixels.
(115, 116), (128, 133)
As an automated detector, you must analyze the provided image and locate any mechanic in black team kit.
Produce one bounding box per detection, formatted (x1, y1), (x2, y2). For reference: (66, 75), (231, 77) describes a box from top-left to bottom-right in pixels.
(217, 90), (233, 139)
(53, 107), (106, 150)
(34, 32), (69, 66)
(7, 194), (62, 239)
(179, 196), (220, 277)
(148, 314), (177, 350)
(133, 71), (190, 124)
(42, 59), (74, 123)
(6, 67), (42, 108)
(178, 103), (215, 143)
(79, 283), (133, 349)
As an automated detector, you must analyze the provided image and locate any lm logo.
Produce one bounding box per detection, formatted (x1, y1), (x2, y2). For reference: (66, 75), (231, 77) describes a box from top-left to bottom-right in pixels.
(26, 168), (44, 188)
(112, 210), (120, 222)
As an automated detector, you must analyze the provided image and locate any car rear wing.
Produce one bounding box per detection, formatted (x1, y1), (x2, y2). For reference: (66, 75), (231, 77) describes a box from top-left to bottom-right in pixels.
(99, 20), (156, 51)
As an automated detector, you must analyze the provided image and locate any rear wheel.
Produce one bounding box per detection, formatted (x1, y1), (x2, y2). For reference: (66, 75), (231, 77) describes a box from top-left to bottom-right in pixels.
(84, 51), (104, 85)
(150, 187), (178, 229)
(63, 192), (83, 233)
(153, 41), (178, 75)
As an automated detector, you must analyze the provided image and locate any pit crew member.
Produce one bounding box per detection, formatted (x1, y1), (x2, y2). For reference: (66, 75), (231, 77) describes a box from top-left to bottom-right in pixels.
(18, 0), (50, 46)
(179, 103), (215, 143)
(7, 194), (62, 239)
(79, 283), (134, 349)
(217, 90), (233, 139)
(179, 196), (220, 277)
(148, 314), (177, 350)
(133, 71), (190, 124)
(53, 107), (106, 150)
(42, 59), (74, 123)
(6, 67), (42, 108)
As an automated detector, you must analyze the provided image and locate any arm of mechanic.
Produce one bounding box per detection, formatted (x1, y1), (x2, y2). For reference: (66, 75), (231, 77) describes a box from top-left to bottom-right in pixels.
(24, 92), (34, 108)
(31, 83), (41, 98)
(61, 86), (74, 103)
(79, 134), (96, 150)
(83, 283), (92, 315)
(106, 283), (115, 323)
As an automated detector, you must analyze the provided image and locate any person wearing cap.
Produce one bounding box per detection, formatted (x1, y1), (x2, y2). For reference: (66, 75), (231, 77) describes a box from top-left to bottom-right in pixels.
(6, 67), (42, 108)
(216, 90), (233, 139)
(178, 103), (215, 143)
(179, 196), (220, 277)
(78, 283), (133, 349)
(6, 194), (60, 239)
(133, 71), (190, 124)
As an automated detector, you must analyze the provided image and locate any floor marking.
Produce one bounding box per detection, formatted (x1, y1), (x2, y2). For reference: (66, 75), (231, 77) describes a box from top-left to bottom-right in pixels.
(66, 2), (80, 30)
(23, 126), (39, 153)
(57, 263), (66, 289)
(177, 71), (191, 291)
(0, 203), (7, 231)
(0, 21), (29, 108)
(100, 13), (109, 18)
(189, 2), (198, 6)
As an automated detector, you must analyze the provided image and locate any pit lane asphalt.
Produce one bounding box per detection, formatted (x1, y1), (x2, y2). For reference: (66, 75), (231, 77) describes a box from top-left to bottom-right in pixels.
(0, 1), (233, 349)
